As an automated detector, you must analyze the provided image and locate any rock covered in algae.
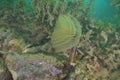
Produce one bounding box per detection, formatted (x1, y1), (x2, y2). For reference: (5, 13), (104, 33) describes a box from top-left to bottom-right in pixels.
(51, 14), (82, 52)
(5, 54), (63, 80)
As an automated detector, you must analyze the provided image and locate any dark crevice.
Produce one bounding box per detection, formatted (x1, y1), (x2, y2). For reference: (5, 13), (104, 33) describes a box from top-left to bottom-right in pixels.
(0, 53), (13, 80)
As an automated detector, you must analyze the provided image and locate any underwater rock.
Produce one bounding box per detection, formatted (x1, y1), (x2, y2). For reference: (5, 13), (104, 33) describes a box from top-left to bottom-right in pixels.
(51, 14), (82, 52)
(5, 54), (63, 80)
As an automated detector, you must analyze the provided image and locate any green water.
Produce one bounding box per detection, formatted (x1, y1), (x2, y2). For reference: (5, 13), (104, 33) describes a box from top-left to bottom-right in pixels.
(91, 0), (117, 21)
